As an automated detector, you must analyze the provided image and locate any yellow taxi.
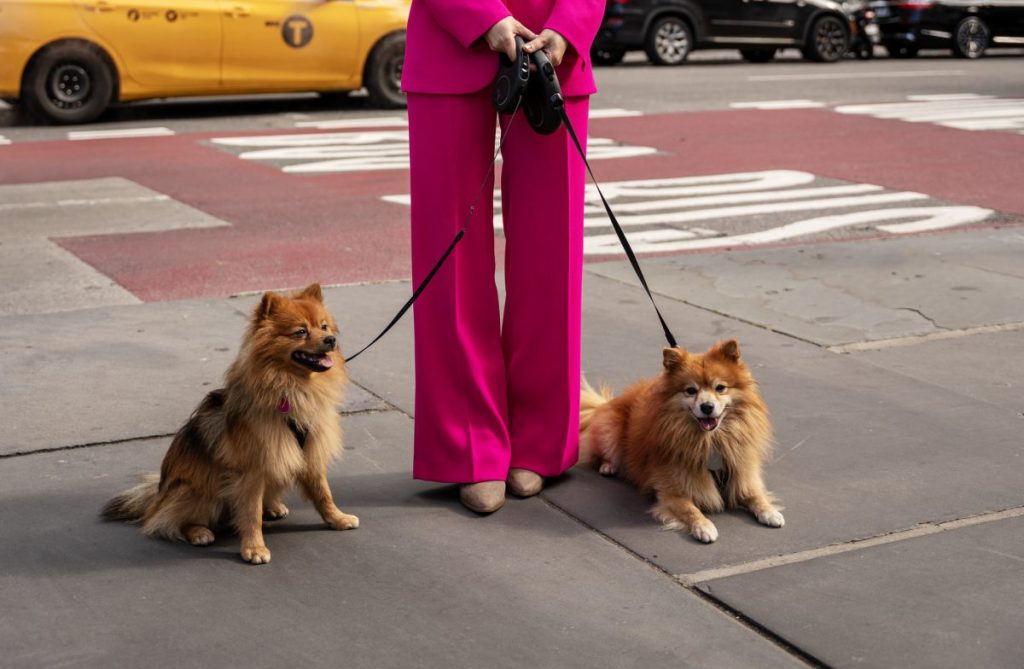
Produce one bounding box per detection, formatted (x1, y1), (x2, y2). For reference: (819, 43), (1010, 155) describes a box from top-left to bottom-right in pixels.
(0, 0), (409, 124)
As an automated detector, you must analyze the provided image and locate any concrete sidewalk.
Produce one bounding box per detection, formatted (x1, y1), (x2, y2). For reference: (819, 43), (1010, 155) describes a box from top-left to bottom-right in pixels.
(2, 226), (1023, 668)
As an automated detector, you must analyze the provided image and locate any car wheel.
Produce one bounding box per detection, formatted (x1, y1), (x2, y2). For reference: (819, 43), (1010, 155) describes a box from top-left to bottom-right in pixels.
(645, 16), (692, 65)
(802, 15), (849, 62)
(952, 16), (989, 58)
(23, 42), (114, 124)
(592, 48), (627, 66)
(364, 32), (406, 109)
(739, 48), (777, 63)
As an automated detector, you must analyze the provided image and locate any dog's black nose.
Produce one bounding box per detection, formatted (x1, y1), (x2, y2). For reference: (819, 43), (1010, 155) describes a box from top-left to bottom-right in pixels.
(323, 336), (336, 349)
(700, 403), (715, 416)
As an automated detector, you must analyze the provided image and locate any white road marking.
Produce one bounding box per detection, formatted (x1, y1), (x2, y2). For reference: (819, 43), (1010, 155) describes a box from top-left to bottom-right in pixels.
(381, 170), (996, 256)
(67, 127), (175, 140)
(212, 130), (656, 174)
(0, 135), (11, 145)
(589, 108), (644, 118)
(295, 116), (408, 130)
(729, 99), (825, 110)
(0, 194), (171, 212)
(749, 70), (964, 82)
(836, 95), (1024, 132)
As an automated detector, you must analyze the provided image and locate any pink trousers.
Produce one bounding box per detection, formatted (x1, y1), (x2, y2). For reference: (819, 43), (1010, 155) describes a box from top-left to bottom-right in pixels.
(407, 89), (590, 483)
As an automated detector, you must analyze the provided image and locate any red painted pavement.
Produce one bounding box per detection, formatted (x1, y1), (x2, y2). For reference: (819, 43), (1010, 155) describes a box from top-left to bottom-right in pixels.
(1, 108), (1021, 303)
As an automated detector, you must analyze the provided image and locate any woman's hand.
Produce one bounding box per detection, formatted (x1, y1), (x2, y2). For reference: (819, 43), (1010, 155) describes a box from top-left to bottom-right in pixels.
(523, 29), (570, 67)
(485, 17), (538, 60)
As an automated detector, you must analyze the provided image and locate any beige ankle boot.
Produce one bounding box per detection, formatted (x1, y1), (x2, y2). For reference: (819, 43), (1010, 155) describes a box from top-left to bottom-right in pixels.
(459, 481), (506, 513)
(507, 468), (543, 497)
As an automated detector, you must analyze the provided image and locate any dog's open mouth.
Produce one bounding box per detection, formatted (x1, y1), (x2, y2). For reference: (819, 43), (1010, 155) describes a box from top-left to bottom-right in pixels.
(292, 350), (334, 372)
(697, 417), (719, 432)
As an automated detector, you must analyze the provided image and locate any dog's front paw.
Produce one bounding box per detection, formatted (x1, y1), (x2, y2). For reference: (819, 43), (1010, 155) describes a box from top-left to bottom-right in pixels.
(598, 460), (618, 476)
(691, 520), (719, 544)
(241, 545), (272, 565)
(264, 502), (289, 520)
(185, 526), (215, 546)
(326, 512), (360, 531)
(756, 509), (785, 528)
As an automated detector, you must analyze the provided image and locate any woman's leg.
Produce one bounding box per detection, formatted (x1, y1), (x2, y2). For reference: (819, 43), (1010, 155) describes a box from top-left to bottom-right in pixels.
(407, 90), (512, 483)
(499, 95), (590, 477)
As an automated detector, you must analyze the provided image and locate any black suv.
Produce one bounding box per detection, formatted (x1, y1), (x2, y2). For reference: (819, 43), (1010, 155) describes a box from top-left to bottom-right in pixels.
(592, 0), (862, 64)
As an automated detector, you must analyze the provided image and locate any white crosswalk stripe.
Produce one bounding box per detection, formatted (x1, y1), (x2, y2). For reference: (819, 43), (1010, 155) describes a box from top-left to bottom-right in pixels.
(382, 170), (996, 256)
(212, 130), (656, 174)
(67, 127), (176, 141)
(730, 100), (825, 110)
(835, 94), (1024, 133)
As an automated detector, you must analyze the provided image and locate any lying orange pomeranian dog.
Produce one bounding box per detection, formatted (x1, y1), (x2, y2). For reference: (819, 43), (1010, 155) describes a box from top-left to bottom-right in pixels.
(580, 340), (784, 543)
(102, 283), (358, 564)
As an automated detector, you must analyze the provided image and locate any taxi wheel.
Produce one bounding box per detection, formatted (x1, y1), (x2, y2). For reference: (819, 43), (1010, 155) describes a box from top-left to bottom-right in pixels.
(365, 33), (406, 109)
(24, 42), (113, 124)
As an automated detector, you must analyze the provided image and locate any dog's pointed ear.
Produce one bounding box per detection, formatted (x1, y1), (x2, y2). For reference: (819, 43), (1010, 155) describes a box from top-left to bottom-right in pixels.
(710, 339), (741, 362)
(256, 291), (284, 320)
(298, 283), (323, 302)
(663, 347), (688, 371)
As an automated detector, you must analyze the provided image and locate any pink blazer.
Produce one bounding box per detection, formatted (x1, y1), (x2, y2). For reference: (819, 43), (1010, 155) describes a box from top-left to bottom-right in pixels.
(401, 0), (605, 97)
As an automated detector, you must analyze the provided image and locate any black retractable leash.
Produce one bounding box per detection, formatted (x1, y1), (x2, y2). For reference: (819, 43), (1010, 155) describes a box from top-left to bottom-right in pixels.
(345, 36), (676, 363)
(494, 37), (677, 348)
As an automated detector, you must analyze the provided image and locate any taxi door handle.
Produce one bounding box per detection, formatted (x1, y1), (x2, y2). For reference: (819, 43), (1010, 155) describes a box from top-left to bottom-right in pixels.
(224, 5), (250, 18)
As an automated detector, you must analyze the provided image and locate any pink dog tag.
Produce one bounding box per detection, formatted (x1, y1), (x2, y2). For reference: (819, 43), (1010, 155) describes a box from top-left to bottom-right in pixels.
(277, 396), (291, 414)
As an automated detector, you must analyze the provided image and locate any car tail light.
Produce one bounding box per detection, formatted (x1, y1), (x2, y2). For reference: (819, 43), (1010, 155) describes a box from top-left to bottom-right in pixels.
(898, 1), (934, 8)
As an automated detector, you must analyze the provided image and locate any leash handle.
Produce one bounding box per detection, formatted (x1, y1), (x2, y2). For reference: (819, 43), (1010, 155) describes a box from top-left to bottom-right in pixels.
(557, 107), (678, 349)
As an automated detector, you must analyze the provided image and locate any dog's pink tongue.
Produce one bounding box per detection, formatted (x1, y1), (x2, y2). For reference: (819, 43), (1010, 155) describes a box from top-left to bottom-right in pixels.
(319, 354), (334, 368)
(699, 417), (718, 431)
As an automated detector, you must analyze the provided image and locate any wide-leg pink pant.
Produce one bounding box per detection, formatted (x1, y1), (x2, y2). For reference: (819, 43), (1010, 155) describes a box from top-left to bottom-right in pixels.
(407, 89), (589, 483)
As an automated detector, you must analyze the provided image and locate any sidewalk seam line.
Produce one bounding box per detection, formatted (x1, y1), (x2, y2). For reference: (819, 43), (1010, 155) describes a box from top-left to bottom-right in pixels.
(677, 504), (1024, 586)
(537, 495), (823, 668)
(348, 380), (411, 419)
(583, 268), (825, 349)
(827, 320), (1024, 353)
(0, 433), (177, 460)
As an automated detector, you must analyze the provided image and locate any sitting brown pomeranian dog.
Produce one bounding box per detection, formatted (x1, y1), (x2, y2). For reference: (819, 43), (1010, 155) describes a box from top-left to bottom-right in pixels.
(102, 283), (358, 564)
(579, 340), (784, 544)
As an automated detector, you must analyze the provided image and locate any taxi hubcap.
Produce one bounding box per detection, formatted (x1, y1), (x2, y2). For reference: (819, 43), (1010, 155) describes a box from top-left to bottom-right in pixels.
(49, 64), (91, 107)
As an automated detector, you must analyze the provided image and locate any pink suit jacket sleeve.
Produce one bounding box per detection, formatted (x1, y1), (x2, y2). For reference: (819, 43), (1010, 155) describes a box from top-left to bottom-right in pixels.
(419, 0), (511, 48)
(544, 0), (606, 63)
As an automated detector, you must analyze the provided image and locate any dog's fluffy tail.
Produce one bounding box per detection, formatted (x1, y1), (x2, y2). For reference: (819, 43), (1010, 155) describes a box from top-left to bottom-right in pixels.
(579, 375), (613, 464)
(101, 474), (159, 522)
(580, 374), (612, 432)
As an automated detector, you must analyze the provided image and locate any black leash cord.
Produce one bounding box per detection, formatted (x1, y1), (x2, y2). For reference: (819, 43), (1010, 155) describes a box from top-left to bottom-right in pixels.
(557, 105), (678, 350)
(344, 105), (521, 363)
